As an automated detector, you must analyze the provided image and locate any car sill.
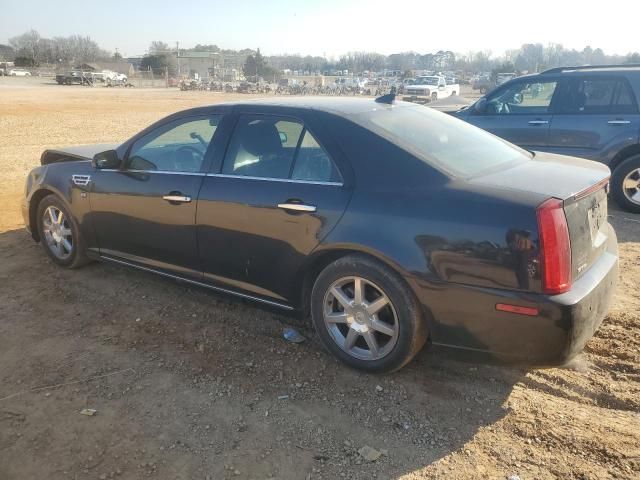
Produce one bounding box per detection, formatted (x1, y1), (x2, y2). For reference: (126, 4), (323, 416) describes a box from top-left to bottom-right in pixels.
(100, 255), (294, 311)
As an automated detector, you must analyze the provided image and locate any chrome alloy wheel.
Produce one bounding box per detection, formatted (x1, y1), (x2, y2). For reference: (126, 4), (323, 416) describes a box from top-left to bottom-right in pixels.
(623, 168), (640, 205)
(42, 206), (73, 260)
(322, 276), (399, 361)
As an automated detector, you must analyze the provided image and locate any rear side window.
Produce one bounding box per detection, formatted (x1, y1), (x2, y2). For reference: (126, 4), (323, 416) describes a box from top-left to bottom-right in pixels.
(291, 130), (338, 182)
(558, 78), (638, 114)
(613, 81), (638, 114)
(222, 115), (342, 183)
(351, 104), (529, 177)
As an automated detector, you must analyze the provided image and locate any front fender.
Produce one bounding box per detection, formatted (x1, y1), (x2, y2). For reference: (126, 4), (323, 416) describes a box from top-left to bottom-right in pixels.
(24, 161), (96, 247)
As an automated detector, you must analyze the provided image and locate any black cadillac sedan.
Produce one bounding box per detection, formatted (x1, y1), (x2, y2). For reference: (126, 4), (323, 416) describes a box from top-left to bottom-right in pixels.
(22, 97), (618, 372)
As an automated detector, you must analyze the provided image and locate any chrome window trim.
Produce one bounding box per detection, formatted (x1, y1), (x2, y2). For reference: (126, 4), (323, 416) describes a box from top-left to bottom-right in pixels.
(100, 256), (294, 310)
(97, 169), (342, 185)
(99, 169), (206, 176)
(205, 173), (343, 186)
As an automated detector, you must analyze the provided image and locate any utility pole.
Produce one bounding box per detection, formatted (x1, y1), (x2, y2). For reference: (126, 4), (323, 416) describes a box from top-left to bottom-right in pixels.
(176, 41), (180, 77)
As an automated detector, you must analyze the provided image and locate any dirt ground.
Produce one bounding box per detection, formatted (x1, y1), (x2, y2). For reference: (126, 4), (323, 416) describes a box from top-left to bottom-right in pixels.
(0, 78), (639, 480)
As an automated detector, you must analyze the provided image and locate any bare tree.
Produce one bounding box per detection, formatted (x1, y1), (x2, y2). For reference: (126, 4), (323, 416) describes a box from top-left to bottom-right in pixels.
(149, 41), (170, 54)
(9, 29), (41, 65)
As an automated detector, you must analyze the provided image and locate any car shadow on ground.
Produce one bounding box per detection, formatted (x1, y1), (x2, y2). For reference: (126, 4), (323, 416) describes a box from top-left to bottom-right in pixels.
(0, 227), (525, 479)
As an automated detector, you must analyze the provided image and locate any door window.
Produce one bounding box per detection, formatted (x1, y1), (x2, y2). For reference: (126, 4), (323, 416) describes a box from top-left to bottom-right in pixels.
(291, 130), (341, 182)
(222, 116), (303, 179)
(485, 81), (557, 115)
(222, 115), (342, 183)
(613, 81), (638, 114)
(557, 78), (638, 114)
(127, 115), (221, 172)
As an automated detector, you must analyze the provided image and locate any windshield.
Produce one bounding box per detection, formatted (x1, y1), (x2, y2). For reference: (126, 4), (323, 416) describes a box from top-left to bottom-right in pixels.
(415, 77), (439, 86)
(350, 104), (530, 177)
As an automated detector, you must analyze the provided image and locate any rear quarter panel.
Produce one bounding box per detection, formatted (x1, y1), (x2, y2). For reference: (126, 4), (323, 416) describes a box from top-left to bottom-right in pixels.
(314, 116), (544, 349)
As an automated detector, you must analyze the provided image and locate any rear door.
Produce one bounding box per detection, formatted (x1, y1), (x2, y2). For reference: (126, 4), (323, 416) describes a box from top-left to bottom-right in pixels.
(90, 114), (223, 278)
(547, 76), (640, 161)
(196, 111), (352, 304)
(465, 78), (560, 149)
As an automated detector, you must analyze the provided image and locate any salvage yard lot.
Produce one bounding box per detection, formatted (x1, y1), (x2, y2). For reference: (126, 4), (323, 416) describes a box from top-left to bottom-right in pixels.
(0, 79), (639, 480)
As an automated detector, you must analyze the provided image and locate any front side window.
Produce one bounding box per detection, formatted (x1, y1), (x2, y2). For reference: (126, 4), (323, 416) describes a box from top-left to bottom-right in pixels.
(127, 115), (221, 172)
(222, 115), (341, 183)
(485, 81), (557, 115)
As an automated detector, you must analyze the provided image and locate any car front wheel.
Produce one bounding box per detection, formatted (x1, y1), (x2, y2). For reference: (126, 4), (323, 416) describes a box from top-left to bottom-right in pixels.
(37, 194), (90, 268)
(611, 154), (640, 213)
(311, 255), (428, 372)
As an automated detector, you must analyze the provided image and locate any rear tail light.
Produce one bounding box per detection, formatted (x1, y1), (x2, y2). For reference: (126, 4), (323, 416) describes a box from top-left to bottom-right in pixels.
(536, 198), (571, 295)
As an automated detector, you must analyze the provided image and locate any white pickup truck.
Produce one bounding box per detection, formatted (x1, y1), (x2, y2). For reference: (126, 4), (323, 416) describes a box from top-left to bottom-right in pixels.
(402, 75), (459, 103)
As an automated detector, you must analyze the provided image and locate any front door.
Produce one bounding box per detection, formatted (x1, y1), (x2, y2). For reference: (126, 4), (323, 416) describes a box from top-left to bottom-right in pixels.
(466, 78), (560, 149)
(547, 76), (640, 160)
(90, 114), (223, 277)
(196, 113), (352, 304)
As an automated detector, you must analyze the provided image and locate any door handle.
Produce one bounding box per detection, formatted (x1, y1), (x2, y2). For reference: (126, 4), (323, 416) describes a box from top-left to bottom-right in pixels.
(277, 202), (316, 213)
(162, 194), (192, 203)
(528, 120), (549, 125)
(607, 120), (631, 125)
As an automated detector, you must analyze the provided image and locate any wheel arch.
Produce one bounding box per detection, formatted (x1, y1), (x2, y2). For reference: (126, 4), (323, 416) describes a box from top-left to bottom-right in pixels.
(296, 244), (420, 319)
(28, 187), (68, 242)
(609, 144), (640, 173)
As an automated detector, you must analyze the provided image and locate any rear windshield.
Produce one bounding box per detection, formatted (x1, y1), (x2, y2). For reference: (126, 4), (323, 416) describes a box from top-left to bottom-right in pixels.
(350, 104), (530, 177)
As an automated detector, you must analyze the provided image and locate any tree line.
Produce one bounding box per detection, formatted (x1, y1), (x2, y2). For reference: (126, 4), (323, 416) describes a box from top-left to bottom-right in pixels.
(3, 30), (639, 75)
(4, 30), (112, 66)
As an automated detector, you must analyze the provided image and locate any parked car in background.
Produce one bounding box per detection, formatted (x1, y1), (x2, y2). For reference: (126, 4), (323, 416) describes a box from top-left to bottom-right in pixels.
(9, 68), (31, 76)
(496, 72), (517, 85)
(103, 70), (127, 85)
(403, 75), (459, 103)
(472, 75), (493, 94)
(452, 65), (640, 212)
(23, 97), (617, 372)
(56, 71), (92, 85)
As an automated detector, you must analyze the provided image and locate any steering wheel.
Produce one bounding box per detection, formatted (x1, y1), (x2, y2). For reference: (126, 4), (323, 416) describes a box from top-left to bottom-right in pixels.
(174, 145), (204, 171)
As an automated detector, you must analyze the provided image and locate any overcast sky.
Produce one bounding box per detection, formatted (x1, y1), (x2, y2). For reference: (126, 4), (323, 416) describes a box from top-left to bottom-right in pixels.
(2, 0), (639, 58)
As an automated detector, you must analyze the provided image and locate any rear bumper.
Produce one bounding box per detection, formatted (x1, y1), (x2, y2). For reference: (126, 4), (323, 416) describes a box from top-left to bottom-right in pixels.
(420, 226), (618, 365)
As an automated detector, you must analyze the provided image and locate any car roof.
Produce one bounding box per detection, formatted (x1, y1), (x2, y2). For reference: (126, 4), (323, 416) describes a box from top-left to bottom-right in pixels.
(183, 97), (406, 118)
(539, 64), (640, 75)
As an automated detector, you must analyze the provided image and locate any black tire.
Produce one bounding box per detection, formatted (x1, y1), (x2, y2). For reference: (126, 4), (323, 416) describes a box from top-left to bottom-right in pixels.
(611, 154), (640, 213)
(310, 255), (428, 373)
(36, 194), (90, 268)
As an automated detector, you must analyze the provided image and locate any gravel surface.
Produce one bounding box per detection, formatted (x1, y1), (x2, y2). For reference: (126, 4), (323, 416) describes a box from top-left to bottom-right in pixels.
(0, 79), (639, 479)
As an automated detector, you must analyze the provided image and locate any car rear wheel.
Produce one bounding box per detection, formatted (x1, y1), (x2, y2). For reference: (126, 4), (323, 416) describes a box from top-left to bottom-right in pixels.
(311, 255), (428, 372)
(37, 195), (90, 268)
(611, 154), (640, 213)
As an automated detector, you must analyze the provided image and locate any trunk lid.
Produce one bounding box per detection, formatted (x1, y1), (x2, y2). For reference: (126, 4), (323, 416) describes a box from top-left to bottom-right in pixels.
(470, 152), (611, 283)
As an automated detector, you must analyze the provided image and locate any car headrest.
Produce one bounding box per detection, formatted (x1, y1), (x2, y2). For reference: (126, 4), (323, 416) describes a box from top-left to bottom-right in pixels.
(240, 121), (283, 157)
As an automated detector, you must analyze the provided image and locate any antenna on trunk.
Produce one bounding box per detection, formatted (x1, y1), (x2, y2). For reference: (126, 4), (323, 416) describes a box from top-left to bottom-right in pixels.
(375, 93), (396, 104)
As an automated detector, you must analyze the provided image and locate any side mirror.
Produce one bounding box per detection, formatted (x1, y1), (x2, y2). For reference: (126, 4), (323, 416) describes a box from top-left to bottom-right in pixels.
(92, 150), (121, 169)
(474, 98), (488, 114)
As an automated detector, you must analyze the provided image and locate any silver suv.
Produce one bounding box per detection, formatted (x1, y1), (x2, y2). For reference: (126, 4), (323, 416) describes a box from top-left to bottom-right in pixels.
(454, 65), (640, 212)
